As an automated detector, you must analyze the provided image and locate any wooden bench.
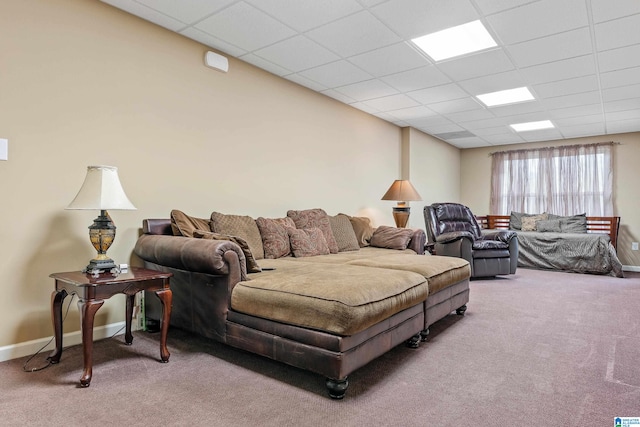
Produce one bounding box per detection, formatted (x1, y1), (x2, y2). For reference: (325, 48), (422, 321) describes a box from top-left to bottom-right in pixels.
(476, 215), (620, 250)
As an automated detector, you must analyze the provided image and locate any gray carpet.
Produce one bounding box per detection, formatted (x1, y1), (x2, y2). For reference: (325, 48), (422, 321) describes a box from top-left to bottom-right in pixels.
(2, 268), (639, 426)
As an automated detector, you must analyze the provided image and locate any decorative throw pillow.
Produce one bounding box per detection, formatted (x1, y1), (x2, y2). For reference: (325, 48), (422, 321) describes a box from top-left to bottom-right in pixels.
(560, 213), (588, 233)
(369, 225), (414, 250)
(193, 230), (262, 274)
(328, 214), (360, 252)
(287, 227), (330, 257)
(210, 212), (265, 260)
(286, 208), (339, 254)
(521, 214), (548, 231)
(346, 215), (374, 247)
(170, 210), (211, 237)
(535, 219), (562, 233)
(256, 217), (296, 259)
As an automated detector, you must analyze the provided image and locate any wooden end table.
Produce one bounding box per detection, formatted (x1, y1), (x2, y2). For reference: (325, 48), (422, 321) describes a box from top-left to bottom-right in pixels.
(47, 267), (172, 387)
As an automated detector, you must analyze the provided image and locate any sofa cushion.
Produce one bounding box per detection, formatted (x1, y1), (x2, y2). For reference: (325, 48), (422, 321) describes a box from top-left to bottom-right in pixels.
(346, 215), (374, 247)
(231, 261), (427, 335)
(287, 227), (330, 257)
(286, 208), (339, 254)
(329, 214), (360, 252)
(548, 213), (588, 233)
(193, 230), (262, 274)
(347, 254), (470, 295)
(256, 217), (296, 259)
(535, 218), (562, 233)
(170, 209), (210, 237)
(210, 212), (265, 260)
(369, 225), (414, 250)
(509, 211), (548, 231)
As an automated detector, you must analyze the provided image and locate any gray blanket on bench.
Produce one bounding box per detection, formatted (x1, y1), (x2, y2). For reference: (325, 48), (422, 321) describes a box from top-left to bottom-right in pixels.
(516, 231), (624, 277)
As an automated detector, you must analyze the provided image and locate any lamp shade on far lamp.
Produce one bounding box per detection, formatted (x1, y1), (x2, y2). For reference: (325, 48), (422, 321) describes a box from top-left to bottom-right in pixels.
(381, 180), (422, 228)
(67, 165), (136, 272)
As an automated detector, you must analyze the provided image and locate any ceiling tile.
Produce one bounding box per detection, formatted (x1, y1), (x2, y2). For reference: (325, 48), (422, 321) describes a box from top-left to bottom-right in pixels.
(379, 66), (451, 92)
(542, 91), (602, 110)
(489, 101), (545, 117)
(444, 137), (489, 148)
(457, 70), (527, 95)
(407, 84), (469, 104)
(284, 73), (328, 91)
(595, 14), (640, 51)
(533, 75), (599, 98)
(487, 0), (588, 45)
(246, 0), (363, 32)
(101, 0), (186, 31)
(321, 89), (356, 104)
(590, 0), (640, 23)
(604, 98), (640, 112)
(180, 27), (248, 56)
(507, 28), (593, 68)
(427, 98), (484, 115)
(371, 0), (479, 39)
(195, 2), (296, 51)
(607, 119), (640, 134)
(298, 60), (372, 88)
(600, 66), (640, 89)
(519, 55), (596, 85)
(135, 0), (235, 24)
(472, 126), (513, 137)
(348, 43), (430, 77)
(363, 94), (420, 111)
(446, 109), (496, 123)
(597, 44), (640, 72)
(602, 83), (640, 102)
(405, 115), (454, 128)
(334, 79), (398, 101)
(560, 123), (605, 138)
(385, 106), (438, 120)
(306, 11), (401, 57)
(548, 104), (604, 119)
(240, 53), (292, 75)
(482, 133), (526, 145)
(605, 109), (640, 121)
(436, 49), (515, 81)
(349, 102), (381, 114)
(519, 128), (564, 142)
(253, 36), (339, 72)
(473, 0), (542, 16)
(555, 114), (604, 127)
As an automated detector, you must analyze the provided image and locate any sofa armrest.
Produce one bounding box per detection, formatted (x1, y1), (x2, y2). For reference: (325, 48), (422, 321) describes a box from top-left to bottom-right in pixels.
(435, 230), (475, 244)
(481, 229), (517, 243)
(134, 234), (247, 280)
(408, 229), (426, 255)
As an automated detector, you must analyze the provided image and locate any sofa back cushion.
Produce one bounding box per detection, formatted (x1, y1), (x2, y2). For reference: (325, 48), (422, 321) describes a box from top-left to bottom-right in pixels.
(256, 217), (296, 259)
(431, 203), (482, 239)
(286, 208), (339, 254)
(549, 213), (588, 233)
(210, 212), (265, 260)
(369, 225), (414, 250)
(287, 227), (330, 257)
(170, 209), (210, 237)
(193, 230), (262, 274)
(328, 214), (360, 252)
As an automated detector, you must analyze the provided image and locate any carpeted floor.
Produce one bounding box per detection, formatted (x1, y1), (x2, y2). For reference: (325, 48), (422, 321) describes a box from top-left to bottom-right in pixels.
(2, 268), (639, 426)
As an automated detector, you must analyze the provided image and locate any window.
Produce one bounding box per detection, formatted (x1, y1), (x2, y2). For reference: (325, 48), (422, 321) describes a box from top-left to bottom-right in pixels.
(490, 142), (614, 216)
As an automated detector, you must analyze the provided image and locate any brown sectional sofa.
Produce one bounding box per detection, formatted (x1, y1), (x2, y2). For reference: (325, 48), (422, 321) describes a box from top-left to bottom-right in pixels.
(134, 209), (471, 399)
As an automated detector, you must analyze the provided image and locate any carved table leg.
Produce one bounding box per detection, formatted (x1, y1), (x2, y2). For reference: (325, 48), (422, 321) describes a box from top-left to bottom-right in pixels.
(78, 298), (104, 387)
(47, 289), (68, 364)
(125, 294), (135, 345)
(326, 377), (349, 399)
(155, 288), (172, 363)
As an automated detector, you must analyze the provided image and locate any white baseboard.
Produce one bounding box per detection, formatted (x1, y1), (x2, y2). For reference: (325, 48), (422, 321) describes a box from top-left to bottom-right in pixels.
(622, 265), (640, 272)
(0, 321), (127, 363)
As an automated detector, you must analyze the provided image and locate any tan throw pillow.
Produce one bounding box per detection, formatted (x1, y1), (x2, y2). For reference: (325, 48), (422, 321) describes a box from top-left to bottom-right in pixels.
(521, 213), (548, 231)
(170, 209), (210, 237)
(256, 217), (296, 259)
(287, 227), (330, 257)
(286, 208), (339, 254)
(347, 215), (374, 247)
(210, 212), (264, 260)
(369, 225), (414, 250)
(328, 214), (360, 252)
(193, 230), (262, 274)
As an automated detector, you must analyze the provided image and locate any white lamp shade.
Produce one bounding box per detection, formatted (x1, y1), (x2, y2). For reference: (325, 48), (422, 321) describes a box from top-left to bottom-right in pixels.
(66, 165), (136, 210)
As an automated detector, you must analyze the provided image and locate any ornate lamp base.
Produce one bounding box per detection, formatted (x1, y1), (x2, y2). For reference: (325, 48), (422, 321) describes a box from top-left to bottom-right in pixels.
(85, 210), (117, 273)
(392, 206), (411, 228)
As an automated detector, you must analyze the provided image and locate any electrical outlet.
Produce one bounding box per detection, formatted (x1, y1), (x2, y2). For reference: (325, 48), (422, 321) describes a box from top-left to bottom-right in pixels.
(632, 242), (639, 251)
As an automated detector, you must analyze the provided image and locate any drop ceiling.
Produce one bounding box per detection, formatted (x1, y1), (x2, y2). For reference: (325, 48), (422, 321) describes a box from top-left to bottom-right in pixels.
(100, 0), (640, 148)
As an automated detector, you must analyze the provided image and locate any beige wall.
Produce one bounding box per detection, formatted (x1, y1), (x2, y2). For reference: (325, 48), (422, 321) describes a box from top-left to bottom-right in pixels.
(460, 133), (640, 267)
(0, 0), (444, 348)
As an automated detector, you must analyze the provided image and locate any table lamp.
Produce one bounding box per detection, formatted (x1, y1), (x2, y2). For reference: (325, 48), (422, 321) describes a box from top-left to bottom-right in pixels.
(381, 179), (422, 228)
(66, 165), (136, 272)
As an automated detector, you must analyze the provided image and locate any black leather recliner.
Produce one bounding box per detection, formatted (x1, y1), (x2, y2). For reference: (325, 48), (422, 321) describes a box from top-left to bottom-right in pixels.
(424, 203), (518, 278)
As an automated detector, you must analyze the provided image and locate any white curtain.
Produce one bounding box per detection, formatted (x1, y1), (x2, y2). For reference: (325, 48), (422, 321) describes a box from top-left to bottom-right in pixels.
(490, 142), (614, 216)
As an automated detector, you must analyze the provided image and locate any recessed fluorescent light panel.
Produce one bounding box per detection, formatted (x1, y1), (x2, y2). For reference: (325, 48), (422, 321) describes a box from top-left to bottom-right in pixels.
(477, 87), (534, 107)
(510, 120), (555, 132)
(411, 20), (497, 61)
